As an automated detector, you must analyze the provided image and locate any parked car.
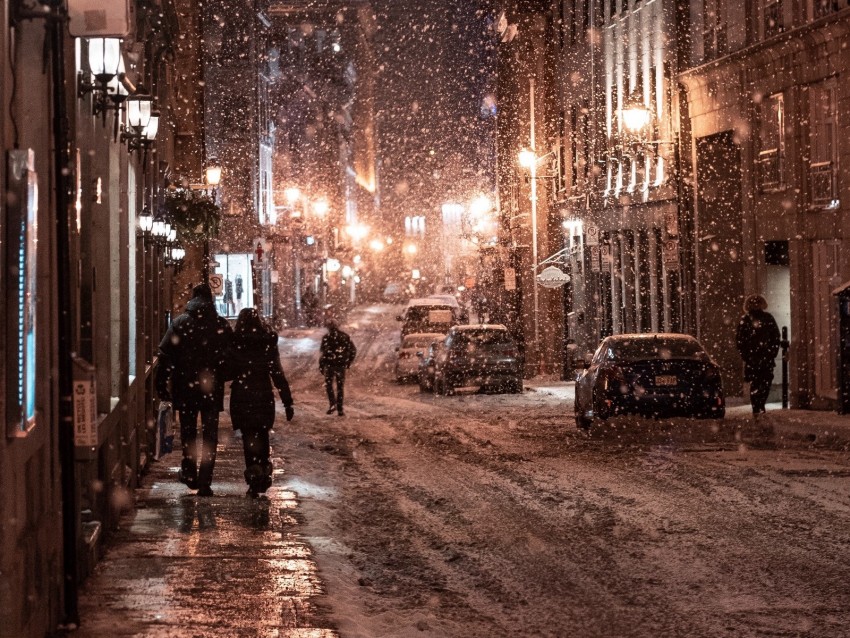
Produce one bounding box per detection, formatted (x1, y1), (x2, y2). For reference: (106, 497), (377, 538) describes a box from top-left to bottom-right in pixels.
(383, 281), (408, 303)
(397, 297), (462, 336)
(396, 332), (446, 382)
(417, 340), (442, 392)
(427, 324), (523, 395)
(574, 333), (725, 429)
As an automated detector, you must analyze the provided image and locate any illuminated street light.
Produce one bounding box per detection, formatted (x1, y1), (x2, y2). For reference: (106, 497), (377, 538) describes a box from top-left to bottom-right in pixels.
(469, 194), (492, 219)
(205, 158), (222, 187)
(622, 101), (651, 133)
(312, 198), (329, 217)
(346, 223), (369, 242)
(404, 243), (418, 255)
(285, 187), (301, 205)
(518, 148), (536, 169)
(369, 238), (385, 252)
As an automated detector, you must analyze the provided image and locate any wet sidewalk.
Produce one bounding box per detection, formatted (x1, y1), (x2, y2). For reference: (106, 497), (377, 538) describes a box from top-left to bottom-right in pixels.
(73, 413), (338, 638)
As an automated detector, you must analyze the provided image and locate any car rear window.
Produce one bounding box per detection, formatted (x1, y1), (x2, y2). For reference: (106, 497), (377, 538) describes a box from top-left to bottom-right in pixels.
(405, 306), (455, 323)
(403, 336), (441, 348)
(451, 330), (514, 348)
(609, 338), (706, 361)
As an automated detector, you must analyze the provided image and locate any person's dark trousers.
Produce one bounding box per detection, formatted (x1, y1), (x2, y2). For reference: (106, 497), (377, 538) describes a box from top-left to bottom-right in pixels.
(179, 408), (220, 488)
(324, 366), (346, 413)
(240, 427), (272, 492)
(749, 367), (774, 414)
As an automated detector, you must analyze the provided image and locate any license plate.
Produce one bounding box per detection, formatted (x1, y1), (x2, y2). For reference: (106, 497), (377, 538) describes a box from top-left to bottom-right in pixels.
(655, 375), (677, 386)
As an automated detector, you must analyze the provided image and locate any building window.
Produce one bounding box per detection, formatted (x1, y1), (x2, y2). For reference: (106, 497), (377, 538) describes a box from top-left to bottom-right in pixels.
(405, 215), (425, 238)
(702, 0), (728, 61)
(6, 151), (38, 434)
(756, 93), (784, 190)
(763, 0), (784, 38)
(809, 83), (838, 205)
(812, 0), (841, 20)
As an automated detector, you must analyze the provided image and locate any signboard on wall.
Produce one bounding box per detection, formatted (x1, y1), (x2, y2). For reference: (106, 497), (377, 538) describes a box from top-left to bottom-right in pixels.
(663, 240), (680, 271)
(68, 0), (132, 37)
(72, 357), (98, 447)
(503, 267), (516, 291)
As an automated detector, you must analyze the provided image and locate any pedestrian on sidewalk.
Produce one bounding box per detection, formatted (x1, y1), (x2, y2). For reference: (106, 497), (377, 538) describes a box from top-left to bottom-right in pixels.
(228, 308), (294, 497)
(156, 283), (233, 496)
(735, 294), (781, 416)
(319, 319), (357, 416)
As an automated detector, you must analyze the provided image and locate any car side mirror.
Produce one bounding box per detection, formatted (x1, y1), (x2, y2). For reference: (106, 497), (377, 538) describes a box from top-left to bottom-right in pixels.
(416, 352), (424, 358)
(396, 315), (403, 321)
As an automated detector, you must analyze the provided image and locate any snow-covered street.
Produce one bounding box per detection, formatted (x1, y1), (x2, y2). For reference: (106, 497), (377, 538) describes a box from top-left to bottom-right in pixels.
(73, 303), (850, 636)
(271, 305), (850, 637)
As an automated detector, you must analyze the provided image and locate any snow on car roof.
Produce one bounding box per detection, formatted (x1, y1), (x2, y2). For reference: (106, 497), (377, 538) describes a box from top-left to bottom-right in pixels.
(605, 333), (698, 342)
(453, 324), (508, 331)
(402, 332), (446, 341)
(406, 297), (456, 308)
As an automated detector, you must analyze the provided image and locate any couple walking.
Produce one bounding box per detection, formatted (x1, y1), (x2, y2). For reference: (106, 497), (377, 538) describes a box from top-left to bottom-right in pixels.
(156, 284), (294, 497)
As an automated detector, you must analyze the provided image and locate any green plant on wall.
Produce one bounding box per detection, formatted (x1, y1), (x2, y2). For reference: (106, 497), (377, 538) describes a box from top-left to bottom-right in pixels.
(163, 188), (221, 242)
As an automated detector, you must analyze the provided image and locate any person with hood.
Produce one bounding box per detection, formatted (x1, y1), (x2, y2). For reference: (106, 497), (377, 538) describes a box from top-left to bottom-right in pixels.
(156, 283), (233, 496)
(319, 319), (357, 416)
(735, 294), (781, 415)
(228, 308), (294, 497)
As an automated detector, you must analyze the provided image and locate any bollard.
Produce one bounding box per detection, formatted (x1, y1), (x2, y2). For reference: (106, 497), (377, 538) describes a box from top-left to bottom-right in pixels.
(781, 326), (790, 409)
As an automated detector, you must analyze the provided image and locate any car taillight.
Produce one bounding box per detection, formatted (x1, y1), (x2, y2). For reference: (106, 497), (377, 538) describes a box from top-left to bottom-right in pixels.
(600, 366), (626, 390)
(703, 365), (721, 383)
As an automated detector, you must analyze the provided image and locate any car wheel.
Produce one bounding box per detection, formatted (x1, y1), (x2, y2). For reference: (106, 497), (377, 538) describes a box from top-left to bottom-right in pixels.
(575, 410), (592, 430)
(434, 376), (445, 395)
(509, 378), (523, 394)
(592, 391), (611, 421)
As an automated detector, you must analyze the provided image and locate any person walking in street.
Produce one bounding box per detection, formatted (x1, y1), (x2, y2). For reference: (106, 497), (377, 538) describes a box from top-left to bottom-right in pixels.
(156, 283), (233, 496)
(228, 308), (295, 497)
(735, 294), (781, 416)
(319, 319), (357, 416)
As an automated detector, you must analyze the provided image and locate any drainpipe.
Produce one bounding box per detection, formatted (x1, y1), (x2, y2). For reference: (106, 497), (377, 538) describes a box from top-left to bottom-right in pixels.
(49, 9), (80, 627)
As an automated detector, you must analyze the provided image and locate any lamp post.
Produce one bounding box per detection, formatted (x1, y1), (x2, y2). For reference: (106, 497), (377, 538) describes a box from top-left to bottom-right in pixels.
(620, 101), (684, 332)
(200, 158), (222, 283)
(518, 146), (542, 374)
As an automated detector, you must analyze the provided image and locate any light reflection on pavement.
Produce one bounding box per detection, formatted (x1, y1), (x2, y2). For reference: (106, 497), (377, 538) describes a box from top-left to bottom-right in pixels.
(75, 421), (338, 637)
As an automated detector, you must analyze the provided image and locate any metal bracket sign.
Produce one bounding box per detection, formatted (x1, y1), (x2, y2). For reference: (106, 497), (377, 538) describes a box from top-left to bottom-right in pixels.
(585, 223), (600, 246)
(662, 239), (680, 271)
(536, 265), (571, 288)
(503, 267), (516, 291)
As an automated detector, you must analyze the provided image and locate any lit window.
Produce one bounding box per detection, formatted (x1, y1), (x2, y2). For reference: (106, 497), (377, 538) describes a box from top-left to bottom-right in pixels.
(756, 93), (784, 190)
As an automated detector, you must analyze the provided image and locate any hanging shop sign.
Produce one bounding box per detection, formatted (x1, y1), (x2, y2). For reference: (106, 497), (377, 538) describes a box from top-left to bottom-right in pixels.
(536, 265), (571, 289)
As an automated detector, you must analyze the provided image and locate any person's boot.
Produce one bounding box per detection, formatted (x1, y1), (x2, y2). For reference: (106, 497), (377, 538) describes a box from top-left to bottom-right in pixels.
(326, 405), (336, 415)
(178, 459), (198, 489)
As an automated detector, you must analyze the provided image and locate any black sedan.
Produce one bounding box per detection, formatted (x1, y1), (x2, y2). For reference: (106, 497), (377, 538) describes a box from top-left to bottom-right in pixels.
(419, 325), (523, 395)
(574, 333), (725, 429)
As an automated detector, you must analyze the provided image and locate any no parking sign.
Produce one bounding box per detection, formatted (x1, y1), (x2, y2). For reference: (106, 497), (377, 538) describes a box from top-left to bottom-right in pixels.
(209, 274), (224, 295)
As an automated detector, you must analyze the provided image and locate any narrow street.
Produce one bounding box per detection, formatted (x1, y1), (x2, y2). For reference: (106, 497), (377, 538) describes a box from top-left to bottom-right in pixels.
(77, 305), (850, 637)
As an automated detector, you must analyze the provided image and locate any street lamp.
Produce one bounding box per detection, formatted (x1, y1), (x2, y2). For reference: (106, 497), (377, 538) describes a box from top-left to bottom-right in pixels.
(518, 147), (542, 374)
(312, 198), (329, 217)
(622, 101), (652, 133)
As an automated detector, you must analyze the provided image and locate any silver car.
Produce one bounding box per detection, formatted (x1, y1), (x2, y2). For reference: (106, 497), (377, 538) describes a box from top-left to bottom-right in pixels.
(395, 332), (446, 382)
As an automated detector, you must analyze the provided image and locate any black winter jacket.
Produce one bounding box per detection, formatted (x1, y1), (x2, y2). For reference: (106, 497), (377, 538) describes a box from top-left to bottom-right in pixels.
(319, 328), (357, 371)
(735, 309), (780, 377)
(156, 297), (233, 411)
(228, 330), (293, 429)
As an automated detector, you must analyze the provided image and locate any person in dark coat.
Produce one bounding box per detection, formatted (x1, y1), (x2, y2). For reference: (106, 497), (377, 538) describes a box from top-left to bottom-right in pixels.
(735, 294), (781, 415)
(156, 284), (233, 496)
(229, 308), (294, 497)
(319, 319), (357, 416)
